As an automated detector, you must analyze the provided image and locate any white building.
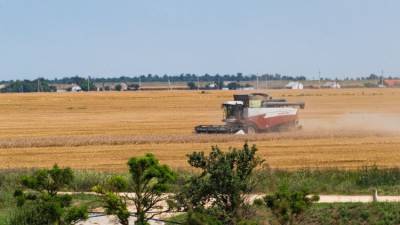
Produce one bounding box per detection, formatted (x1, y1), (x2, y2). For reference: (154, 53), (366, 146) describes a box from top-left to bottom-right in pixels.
(120, 82), (128, 91)
(206, 83), (217, 89)
(322, 81), (341, 89)
(241, 87), (255, 91)
(71, 85), (82, 92)
(285, 81), (304, 90)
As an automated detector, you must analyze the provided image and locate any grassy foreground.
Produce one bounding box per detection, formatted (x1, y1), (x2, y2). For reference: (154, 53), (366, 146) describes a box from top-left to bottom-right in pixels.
(2, 166), (400, 224)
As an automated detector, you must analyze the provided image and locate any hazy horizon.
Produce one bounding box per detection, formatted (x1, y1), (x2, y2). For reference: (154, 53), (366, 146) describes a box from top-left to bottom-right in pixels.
(1, 0), (400, 80)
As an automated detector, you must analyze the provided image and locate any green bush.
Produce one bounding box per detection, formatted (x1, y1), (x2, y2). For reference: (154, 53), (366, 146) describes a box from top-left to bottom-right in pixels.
(186, 210), (223, 225)
(179, 143), (264, 225)
(94, 154), (176, 225)
(264, 185), (319, 225)
(11, 165), (88, 225)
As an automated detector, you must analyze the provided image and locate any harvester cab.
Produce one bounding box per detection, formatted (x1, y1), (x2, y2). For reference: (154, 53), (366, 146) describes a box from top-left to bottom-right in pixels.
(222, 101), (244, 123)
(195, 93), (305, 134)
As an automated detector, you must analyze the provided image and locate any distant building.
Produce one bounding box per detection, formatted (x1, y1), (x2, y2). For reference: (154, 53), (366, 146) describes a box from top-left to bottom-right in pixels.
(384, 79), (400, 87)
(241, 87), (255, 91)
(206, 83), (217, 89)
(120, 82), (128, 91)
(378, 84), (386, 88)
(0, 84), (6, 90)
(223, 81), (230, 86)
(54, 84), (81, 92)
(322, 81), (341, 89)
(71, 85), (82, 92)
(285, 81), (304, 90)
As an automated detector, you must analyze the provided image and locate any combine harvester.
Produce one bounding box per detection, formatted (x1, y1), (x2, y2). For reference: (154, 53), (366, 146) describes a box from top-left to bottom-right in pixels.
(195, 93), (305, 134)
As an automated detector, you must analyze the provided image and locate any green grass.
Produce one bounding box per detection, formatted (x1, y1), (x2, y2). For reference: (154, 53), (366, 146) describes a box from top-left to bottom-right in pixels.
(0, 170), (25, 225)
(256, 166), (400, 195)
(3, 166), (400, 195)
(298, 203), (400, 225)
(165, 213), (187, 225)
(71, 193), (102, 209)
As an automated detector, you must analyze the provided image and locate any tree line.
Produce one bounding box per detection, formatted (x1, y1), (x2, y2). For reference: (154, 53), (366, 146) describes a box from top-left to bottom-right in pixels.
(52, 73), (307, 83)
(1, 73), (306, 85)
(0, 79), (57, 93)
(3, 73), (398, 85)
(2, 73), (395, 93)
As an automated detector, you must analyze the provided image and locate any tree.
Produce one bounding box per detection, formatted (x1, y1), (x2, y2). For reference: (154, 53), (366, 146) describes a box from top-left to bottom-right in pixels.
(179, 143), (264, 225)
(94, 176), (130, 225)
(264, 186), (319, 225)
(115, 84), (122, 91)
(368, 74), (379, 80)
(128, 84), (140, 91)
(216, 80), (224, 89)
(79, 79), (97, 91)
(12, 164), (88, 225)
(187, 82), (197, 90)
(227, 82), (240, 90)
(94, 154), (176, 225)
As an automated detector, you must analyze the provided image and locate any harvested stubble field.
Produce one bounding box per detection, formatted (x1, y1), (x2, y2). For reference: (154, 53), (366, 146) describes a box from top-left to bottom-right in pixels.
(1, 89), (400, 171)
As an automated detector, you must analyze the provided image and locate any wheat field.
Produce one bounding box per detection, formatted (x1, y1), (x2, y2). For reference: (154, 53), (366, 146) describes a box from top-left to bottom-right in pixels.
(1, 89), (400, 171)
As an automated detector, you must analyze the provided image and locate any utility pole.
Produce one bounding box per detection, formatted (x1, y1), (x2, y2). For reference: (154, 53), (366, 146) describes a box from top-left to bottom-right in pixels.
(37, 79), (40, 92)
(87, 76), (90, 92)
(318, 70), (321, 88)
(197, 75), (200, 91)
(265, 74), (268, 89)
(168, 76), (172, 91)
(256, 74), (259, 90)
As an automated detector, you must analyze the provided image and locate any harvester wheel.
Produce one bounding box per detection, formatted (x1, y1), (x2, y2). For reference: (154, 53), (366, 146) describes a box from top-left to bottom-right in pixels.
(277, 121), (298, 132)
(245, 125), (257, 134)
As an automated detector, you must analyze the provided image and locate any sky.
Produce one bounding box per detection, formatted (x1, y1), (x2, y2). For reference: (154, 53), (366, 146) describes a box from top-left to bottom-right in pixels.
(0, 0), (400, 80)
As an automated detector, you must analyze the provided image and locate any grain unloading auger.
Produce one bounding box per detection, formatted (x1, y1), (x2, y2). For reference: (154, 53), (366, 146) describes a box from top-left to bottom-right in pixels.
(195, 93), (305, 134)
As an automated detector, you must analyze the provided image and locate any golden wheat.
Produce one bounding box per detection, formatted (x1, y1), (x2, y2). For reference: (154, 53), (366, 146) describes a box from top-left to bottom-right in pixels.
(1, 89), (400, 171)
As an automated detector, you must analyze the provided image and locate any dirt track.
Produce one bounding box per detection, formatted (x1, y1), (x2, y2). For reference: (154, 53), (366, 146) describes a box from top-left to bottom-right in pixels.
(76, 193), (400, 225)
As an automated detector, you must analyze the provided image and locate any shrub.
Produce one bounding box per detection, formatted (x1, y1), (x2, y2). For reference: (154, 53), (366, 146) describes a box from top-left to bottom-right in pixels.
(94, 153), (176, 225)
(264, 185), (319, 225)
(12, 165), (88, 225)
(115, 84), (122, 91)
(187, 82), (197, 90)
(179, 143), (264, 225)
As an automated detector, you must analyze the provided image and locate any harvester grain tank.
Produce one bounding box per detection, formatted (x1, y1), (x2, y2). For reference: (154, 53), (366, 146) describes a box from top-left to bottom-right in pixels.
(195, 93), (305, 134)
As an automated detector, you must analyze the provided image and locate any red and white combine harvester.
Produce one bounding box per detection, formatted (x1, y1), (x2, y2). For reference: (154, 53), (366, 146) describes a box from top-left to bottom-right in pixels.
(195, 93), (305, 134)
